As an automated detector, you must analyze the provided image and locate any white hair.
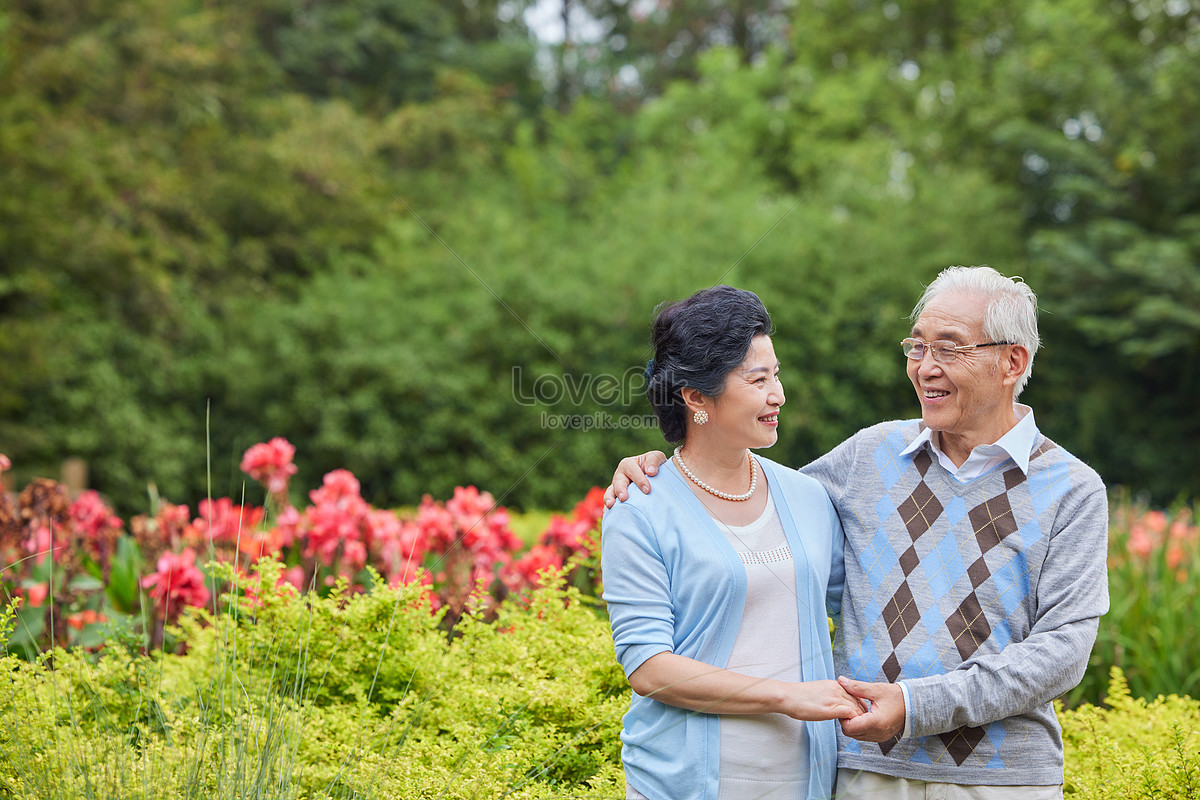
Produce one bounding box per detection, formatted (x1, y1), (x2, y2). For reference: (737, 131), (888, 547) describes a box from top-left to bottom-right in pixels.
(911, 265), (1041, 398)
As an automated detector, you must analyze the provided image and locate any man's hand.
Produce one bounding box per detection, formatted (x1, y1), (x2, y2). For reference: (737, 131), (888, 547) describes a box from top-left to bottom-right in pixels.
(602, 451), (669, 508)
(837, 676), (906, 742)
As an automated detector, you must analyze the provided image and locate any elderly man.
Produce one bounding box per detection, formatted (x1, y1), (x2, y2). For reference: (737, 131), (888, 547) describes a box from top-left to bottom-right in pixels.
(604, 266), (1108, 798)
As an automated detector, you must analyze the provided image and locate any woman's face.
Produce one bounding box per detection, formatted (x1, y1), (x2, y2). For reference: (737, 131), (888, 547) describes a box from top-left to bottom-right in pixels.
(704, 334), (785, 450)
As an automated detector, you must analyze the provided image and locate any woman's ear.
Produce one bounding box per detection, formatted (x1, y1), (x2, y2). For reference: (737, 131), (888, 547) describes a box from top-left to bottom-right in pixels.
(680, 386), (709, 417)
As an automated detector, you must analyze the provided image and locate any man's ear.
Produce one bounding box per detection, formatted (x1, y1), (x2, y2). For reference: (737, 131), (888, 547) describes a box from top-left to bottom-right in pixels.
(1001, 344), (1031, 387)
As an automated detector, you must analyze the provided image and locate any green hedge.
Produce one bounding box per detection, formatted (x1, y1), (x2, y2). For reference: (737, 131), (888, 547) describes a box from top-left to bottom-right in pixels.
(2, 565), (1197, 799)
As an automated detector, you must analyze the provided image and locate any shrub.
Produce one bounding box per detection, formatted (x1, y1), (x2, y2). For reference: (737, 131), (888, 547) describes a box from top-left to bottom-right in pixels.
(0, 568), (628, 799)
(1062, 668), (1200, 799)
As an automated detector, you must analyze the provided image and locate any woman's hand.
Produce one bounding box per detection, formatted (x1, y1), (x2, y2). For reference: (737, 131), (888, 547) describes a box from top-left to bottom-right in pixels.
(603, 451), (669, 507)
(782, 679), (869, 722)
(630, 653), (868, 721)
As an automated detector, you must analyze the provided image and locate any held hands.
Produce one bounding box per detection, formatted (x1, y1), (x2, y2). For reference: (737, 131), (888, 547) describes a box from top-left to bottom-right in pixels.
(784, 679), (868, 722)
(603, 451), (669, 508)
(836, 676), (906, 742)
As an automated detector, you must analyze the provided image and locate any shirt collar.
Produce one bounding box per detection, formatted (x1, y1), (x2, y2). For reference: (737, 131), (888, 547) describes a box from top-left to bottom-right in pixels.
(900, 403), (1038, 475)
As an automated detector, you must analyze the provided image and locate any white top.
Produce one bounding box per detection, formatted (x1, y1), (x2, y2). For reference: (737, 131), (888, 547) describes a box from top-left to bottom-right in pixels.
(714, 483), (809, 799)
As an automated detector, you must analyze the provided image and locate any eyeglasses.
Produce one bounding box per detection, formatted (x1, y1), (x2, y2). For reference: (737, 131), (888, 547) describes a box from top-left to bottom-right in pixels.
(900, 338), (1014, 362)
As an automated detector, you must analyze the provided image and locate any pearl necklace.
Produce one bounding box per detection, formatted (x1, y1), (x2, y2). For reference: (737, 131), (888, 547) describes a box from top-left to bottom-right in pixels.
(673, 447), (758, 501)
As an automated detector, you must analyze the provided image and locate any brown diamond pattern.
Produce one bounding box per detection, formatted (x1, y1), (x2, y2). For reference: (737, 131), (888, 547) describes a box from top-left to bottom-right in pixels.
(881, 652), (902, 683)
(898, 482), (944, 542)
(898, 544), (920, 576)
(1031, 439), (1057, 460)
(939, 725), (988, 766)
(967, 556), (991, 589)
(968, 492), (1017, 553)
(881, 582), (921, 649)
(913, 448), (932, 476)
(1003, 467), (1026, 491)
(946, 591), (991, 662)
(878, 735), (901, 756)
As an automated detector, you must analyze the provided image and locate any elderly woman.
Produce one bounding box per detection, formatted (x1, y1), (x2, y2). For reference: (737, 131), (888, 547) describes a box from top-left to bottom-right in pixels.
(602, 286), (861, 800)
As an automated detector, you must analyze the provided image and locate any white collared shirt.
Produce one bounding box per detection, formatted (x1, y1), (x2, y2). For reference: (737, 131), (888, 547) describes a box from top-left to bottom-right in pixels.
(895, 403), (1036, 737)
(898, 403), (1037, 483)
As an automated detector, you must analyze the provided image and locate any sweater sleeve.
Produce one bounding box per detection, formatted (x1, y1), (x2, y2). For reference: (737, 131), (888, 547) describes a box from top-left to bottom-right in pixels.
(801, 433), (857, 620)
(905, 484), (1110, 736)
(600, 501), (676, 678)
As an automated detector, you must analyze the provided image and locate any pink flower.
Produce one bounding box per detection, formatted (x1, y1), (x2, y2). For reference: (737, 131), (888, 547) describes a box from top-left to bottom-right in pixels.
(282, 565), (307, 592)
(415, 495), (457, 552)
(309, 469), (361, 506)
(240, 438), (298, 496)
(342, 539), (368, 574)
(1127, 524), (1154, 558)
(1143, 510), (1169, 536)
(0, 454), (10, 473)
(141, 548), (211, 619)
(24, 525), (59, 564)
(69, 490), (123, 539)
(273, 505), (303, 550)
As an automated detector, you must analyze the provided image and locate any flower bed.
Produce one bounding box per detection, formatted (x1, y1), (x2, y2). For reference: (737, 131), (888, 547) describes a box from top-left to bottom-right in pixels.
(0, 441), (602, 656)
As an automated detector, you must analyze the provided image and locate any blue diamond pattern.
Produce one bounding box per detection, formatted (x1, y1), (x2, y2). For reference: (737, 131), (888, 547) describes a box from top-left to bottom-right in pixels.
(874, 433), (909, 488)
(866, 527), (900, 589)
(1018, 518), (1045, 549)
(990, 617), (1012, 648)
(986, 721), (1007, 751)
(843, 739), (862, 755)
(876, 494), (896, 523)
(992, 552), (1029, 616)
(920, 601), (947, 639)
(909, 745), (934, 765)
(943, 495), (968, 527)
(923, 533), (968, 599)
(904, 637), (943, 678)
(848, 640), (882, 681)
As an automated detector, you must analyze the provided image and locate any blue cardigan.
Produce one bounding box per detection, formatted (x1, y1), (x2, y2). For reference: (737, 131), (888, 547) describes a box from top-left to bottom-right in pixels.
(601, 456), (845, 800)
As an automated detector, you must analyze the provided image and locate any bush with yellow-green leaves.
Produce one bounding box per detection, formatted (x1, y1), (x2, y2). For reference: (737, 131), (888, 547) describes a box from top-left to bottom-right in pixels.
(2, 561), (1198, 799)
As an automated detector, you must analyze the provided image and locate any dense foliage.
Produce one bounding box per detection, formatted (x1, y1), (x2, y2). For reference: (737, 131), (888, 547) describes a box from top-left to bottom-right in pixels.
(2, 0), (1198, 514)
(3, 569), (1199, 799)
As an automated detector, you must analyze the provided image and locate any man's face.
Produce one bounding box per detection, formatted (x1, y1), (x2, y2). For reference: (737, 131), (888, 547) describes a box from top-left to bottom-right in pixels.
(906, 291), (1014, 444)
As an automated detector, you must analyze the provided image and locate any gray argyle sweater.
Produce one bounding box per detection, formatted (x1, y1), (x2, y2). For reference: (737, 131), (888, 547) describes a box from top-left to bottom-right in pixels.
(802, 419), (1108, 786)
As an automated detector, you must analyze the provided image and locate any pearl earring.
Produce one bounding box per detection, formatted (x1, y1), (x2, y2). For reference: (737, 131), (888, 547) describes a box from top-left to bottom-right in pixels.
(693, 409), (709, 425)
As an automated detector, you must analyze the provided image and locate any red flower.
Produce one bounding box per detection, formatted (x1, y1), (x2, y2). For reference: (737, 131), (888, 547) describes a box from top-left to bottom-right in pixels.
(141, 548), (211, 620)
(24, 581), (49, 607)
(240, 437), (298, 497)
(67, 609), (107, 631)
(195, 498), (264, 543)
(572, 486), (605, 528)
(503, 545), (564, 593)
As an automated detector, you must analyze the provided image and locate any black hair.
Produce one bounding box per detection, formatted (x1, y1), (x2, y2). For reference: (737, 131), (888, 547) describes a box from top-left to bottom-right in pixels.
(644, 285), (773, 443)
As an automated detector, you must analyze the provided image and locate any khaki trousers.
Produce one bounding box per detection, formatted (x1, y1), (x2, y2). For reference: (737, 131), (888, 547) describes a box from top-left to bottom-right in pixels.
(836, 769), (1063, 800)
